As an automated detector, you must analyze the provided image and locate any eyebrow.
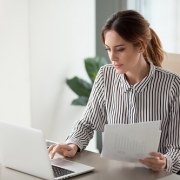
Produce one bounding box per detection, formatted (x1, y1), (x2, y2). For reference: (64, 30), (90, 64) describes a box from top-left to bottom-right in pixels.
(105, 44), (125, 47)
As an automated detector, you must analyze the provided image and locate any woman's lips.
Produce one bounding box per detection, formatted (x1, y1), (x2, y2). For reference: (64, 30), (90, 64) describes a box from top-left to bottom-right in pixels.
(114, 64), (123, 68)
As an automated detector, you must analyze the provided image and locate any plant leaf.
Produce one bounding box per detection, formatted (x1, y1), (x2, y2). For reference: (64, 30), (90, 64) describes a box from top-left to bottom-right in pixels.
(71, 96), (89, 106)
(85, 57), (108, 83)
(66, 77), (92, 97)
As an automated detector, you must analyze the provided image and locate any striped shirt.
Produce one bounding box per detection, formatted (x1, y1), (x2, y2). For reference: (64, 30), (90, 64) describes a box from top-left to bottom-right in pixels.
(66, 61), (180, 173)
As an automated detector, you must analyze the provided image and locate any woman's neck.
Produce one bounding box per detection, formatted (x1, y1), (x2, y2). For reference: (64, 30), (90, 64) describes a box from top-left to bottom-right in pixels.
(125, 58), (150, 86)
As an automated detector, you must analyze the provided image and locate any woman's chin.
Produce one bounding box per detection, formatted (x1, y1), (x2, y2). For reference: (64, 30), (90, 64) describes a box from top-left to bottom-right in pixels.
(115, 69), (126, 74)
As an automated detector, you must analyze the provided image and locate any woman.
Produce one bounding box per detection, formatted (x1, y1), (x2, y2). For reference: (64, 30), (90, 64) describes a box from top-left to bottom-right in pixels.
(48, 10), (180, 174)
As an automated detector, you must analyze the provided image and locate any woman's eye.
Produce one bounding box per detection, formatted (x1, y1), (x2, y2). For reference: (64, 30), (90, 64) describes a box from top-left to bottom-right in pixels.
(117, 48), (125, 52)
(105, 48), (110, 51)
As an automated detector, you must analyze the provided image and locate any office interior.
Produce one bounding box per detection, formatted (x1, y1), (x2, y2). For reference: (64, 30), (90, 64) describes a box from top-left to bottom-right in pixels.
(0, 0), (180, 154)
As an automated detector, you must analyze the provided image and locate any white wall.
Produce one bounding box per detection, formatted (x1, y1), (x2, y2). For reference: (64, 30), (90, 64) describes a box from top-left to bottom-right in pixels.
(29, 0), (97, 151)
(0, 0), (98, 153)
(0, 0), (31, 126)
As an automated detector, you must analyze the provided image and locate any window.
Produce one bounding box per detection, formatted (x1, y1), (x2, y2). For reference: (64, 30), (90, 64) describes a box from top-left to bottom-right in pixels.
(127, 0), (180, 54)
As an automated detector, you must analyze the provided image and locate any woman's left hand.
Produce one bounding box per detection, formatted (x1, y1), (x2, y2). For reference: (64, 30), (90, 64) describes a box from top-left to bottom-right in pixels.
(139, 152), (167, 171)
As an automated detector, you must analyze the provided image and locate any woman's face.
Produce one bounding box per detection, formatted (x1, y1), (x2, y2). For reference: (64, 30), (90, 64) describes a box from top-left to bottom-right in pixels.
(104, 30), (143, 74)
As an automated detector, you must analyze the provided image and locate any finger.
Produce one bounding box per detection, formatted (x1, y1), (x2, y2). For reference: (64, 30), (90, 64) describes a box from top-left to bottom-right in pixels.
(149, 152), (164, 159)
(50, 147), (57, 159)
(50, 144), (62, 159)
(58, 144), (72, 151)
(143, 157), (162, 164)
(139, 159), (164, 171)
(48, 144), (56, 153)
(139, 160), (156, 170)
(51, 144), (74, 158)
(149, 164), (162, 172)
(143, 157), (165, 168)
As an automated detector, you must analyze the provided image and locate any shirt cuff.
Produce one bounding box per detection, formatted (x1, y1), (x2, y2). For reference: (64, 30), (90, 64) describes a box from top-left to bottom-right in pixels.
(65, 138), (83, 152)
(164, 154), (172, 172)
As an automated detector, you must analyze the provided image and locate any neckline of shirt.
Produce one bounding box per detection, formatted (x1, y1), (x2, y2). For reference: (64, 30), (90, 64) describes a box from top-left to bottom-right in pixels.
(119, 61), (155, 93)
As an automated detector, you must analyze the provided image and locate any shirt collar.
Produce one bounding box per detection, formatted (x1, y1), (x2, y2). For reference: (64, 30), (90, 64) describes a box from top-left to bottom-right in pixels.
(119, 61), (155, 93)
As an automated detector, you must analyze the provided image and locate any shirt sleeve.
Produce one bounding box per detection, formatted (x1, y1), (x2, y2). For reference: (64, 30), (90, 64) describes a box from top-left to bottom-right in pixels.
(164, 76), (180, 173)
(65, 67), (107, 150)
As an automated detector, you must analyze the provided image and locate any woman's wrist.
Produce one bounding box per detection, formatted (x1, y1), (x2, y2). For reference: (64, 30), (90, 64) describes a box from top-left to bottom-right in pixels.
(68, 143), (79, 153)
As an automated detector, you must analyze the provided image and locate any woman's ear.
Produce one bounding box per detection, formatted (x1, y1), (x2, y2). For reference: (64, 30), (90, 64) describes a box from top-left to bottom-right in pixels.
(139, 47), (144, 53)
(134, 41), (146, 53)
(138, 42), (146, 53)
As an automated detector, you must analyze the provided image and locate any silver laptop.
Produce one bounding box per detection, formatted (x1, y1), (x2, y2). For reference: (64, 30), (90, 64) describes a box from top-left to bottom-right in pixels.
(0, 120), (94, 180)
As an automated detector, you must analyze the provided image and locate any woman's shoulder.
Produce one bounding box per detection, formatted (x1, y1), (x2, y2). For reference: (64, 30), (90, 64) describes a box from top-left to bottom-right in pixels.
(155, 66), (180, 90)
(155, 66), (180, 80)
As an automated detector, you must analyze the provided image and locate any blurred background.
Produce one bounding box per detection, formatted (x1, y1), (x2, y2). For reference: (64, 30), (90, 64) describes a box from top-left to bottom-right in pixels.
(0, 0), (179, 153)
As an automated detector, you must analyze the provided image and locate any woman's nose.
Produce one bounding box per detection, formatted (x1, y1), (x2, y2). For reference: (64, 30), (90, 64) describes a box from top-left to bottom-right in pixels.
(109, 51), (118, 62)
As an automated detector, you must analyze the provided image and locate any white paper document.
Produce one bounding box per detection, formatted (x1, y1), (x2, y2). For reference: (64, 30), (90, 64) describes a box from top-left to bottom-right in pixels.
(101, 121), (161, 163)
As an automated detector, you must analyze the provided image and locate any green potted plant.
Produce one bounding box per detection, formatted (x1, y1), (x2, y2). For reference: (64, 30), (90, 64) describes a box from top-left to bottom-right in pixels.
(66, 56), (108, 106)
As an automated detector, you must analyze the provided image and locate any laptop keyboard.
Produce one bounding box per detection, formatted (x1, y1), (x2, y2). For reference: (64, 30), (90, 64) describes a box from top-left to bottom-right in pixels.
(52, 165), (74, 178)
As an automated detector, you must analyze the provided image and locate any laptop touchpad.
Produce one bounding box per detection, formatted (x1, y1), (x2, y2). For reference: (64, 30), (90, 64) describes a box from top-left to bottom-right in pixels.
(51, 158), (74, 167)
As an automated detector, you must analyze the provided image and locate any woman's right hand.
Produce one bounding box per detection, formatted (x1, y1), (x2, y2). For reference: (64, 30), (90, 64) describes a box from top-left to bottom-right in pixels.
(48, 143), (78, 159)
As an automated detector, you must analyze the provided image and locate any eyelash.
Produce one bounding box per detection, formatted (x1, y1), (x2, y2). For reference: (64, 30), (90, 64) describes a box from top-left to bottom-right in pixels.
(105, 48), (125, 52)
(117, 48), (125, 52)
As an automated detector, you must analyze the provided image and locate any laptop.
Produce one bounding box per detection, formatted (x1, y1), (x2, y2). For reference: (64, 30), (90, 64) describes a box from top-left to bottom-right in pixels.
(0, 120), (94, 180)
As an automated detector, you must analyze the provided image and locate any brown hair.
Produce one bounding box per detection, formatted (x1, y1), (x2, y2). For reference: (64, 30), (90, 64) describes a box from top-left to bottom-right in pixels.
(101, 10), (164, 67)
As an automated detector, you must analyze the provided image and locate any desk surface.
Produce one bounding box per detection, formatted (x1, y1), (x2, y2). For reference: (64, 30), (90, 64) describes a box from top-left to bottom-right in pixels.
(0, 150), (179, 180)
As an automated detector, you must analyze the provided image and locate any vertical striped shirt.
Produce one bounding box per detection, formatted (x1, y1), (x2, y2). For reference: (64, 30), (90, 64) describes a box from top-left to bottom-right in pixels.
(66, 61), (180, 174)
